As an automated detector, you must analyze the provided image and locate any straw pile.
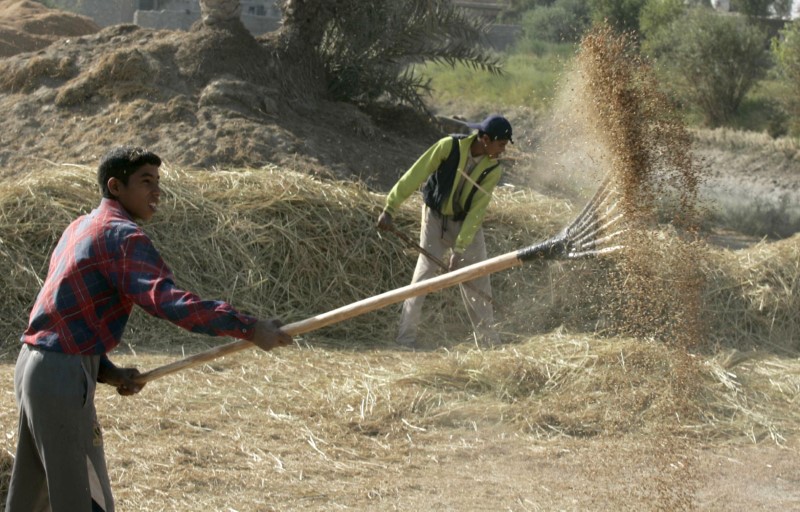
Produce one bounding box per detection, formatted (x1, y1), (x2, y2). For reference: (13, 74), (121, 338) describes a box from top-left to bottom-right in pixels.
(704, 235), (800, 353)
(0, 164), (579, 355)
(0, 165), (396, 352)
(1, 160), (798, 355)
(0, 0), (99, 58)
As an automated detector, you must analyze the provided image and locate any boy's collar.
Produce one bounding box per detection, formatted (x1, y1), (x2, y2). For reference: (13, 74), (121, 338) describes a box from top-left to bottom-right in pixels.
(100, 197), (134, 221)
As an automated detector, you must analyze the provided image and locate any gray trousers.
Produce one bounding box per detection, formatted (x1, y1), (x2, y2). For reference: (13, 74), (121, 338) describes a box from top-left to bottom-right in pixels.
(6, 344), (114, 512)
(397, 205), (499, 346)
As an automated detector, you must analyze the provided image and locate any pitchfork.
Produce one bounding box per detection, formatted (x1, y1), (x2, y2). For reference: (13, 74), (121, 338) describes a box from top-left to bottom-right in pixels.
(382, 224), (495, 305)
(134, 179), (624, 384)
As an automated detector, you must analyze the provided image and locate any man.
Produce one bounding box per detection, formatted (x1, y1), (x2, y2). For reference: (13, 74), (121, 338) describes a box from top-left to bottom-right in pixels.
(377, 114), (513, 348)
(5, 146), (292, 512)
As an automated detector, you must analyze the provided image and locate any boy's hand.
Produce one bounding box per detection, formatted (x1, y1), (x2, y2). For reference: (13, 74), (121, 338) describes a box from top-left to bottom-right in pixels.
(448, 251), (464, 271)
(250, 318), (293, 352)
(98, 365), (146, 396)
(377, 211), (393, 231)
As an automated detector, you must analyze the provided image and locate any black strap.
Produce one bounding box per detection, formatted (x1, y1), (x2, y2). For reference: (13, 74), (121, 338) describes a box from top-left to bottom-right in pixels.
(421, 135), (469, 213)
(453, 163), (500, 221)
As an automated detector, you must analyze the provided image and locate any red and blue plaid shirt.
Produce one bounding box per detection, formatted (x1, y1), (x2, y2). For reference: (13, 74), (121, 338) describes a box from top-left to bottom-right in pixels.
(22, 198), (257, 355)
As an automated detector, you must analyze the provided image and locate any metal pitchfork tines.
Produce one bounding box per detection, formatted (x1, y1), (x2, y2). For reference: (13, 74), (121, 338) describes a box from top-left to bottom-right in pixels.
(518, 176), (625, 261)
(133, 177), (625, 384)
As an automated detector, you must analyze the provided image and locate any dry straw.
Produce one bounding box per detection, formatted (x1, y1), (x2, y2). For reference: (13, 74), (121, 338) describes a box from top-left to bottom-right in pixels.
(0, 164), (576, 355)
(1, 333), (796, 509)
(0, 159), (798, 509)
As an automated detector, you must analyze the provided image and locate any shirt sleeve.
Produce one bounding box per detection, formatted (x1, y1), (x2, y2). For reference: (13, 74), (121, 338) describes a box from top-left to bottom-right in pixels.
(107, 227), (258, 339)
(454, 167), (503, 253)
(383, 137), (453, 216)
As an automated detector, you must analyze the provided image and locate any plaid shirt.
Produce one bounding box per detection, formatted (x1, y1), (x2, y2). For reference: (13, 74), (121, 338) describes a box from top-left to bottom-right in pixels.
(22, 198), (257, 355)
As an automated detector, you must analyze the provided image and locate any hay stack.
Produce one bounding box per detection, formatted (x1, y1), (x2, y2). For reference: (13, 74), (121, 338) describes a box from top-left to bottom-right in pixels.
(1, 162), (798, 357)
(704, 235), (800, 353)
(0, 165), (577, 355)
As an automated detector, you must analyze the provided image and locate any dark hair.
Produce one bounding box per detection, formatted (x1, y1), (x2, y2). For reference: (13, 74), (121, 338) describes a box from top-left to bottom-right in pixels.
(97, 146), (161, 198)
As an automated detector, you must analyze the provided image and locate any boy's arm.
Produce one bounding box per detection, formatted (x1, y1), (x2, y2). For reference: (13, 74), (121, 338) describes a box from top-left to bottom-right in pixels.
(109, 229), (286, 343)
(453, 168), (503, 254)
(383, 137), (452, 217)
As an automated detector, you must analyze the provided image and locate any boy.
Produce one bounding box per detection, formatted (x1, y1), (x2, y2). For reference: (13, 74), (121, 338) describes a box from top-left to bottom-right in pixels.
(377, 114), (513, 348)
(5, 146), (292, 512)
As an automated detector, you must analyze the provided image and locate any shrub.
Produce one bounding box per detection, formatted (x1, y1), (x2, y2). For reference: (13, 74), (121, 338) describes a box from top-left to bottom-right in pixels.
(771, 20), (800, 135)
(519, 0), (591, 43)
(279, 0), (501, 112)
(639, 0), (687, 39)
(643, 9), (770, 127)
(587, 0), (648, 33)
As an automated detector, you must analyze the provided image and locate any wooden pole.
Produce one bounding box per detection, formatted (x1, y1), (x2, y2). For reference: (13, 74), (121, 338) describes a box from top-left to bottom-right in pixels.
(134, 176), (622, 384)
(134, 241), (561, 384)
(386, 225), (494, 304)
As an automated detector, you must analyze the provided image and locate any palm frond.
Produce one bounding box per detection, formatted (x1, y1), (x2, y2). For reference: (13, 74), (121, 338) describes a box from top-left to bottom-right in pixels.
(311, 0), (502, 110)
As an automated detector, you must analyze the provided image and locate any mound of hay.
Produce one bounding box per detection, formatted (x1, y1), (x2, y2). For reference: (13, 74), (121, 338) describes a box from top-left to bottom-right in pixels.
(0, 19), (439, 187)
(704, 236), (800, 353)
(0, 164), (580, 355)
(385, 334), (799, 442)
(1, 163), (798, 357)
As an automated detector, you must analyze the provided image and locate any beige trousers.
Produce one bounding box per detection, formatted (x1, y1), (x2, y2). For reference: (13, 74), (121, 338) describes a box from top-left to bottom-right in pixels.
(397, 205), (499, 346)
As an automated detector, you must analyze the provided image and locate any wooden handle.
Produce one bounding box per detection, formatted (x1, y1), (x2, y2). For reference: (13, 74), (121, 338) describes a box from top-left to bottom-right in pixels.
(388, 225), (494, 304)
(134, 249), (525, 384)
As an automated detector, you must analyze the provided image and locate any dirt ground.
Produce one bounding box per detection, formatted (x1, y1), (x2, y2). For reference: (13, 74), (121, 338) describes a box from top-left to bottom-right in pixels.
(2, 348), (799, 512)
(1, 2), (799, 511)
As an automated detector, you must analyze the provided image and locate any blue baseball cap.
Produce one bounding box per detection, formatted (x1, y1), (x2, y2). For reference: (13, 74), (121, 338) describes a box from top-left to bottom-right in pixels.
(468, 114), (513, 143)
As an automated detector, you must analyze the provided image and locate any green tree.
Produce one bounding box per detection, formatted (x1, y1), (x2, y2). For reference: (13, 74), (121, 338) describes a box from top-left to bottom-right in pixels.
(729, 0), (793, 18)
(643, 9), (770, 126)
(502, 0), (557, 21)
(588, 0), (648, 33)
(639, 0), (688, 39)
(772, 20), (800, 134)
(731, 0), (775, 17)
(277, 0), (501, 111)
(520, 0), (591, 43)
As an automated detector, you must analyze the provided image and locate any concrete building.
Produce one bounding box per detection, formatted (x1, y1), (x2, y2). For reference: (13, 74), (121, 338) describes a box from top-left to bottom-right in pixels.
(54, 0), (519, 49)
(56, 0), (281, 35)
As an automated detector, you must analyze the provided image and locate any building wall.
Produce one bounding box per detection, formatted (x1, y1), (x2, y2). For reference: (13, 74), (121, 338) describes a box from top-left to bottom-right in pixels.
(62, 0), (280, 35)
(134, 9), (281, 34)
(60, 0), (517, 43)
(58, 0), (138, 27)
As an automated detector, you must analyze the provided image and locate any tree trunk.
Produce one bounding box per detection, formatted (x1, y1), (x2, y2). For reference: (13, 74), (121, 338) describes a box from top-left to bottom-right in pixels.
(199, 0), (242, 25)
(275, 0), (349, 101)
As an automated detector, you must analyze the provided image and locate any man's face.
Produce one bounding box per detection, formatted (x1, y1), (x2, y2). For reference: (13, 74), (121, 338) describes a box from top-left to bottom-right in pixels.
(110, 164), (161, 221)
(484, 137), (509, 159)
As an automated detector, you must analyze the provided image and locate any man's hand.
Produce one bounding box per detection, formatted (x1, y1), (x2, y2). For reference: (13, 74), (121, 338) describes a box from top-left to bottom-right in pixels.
(448, 251), (464, 271)
(250, 318), (293, 352)
(377, 211), (393, 231)
(98, 364), (146, 396)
